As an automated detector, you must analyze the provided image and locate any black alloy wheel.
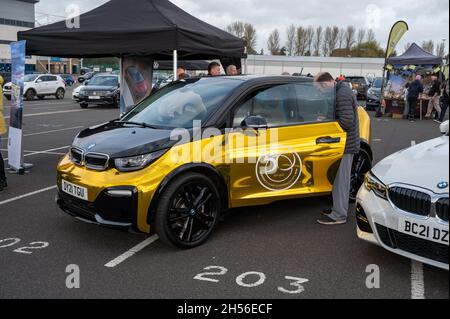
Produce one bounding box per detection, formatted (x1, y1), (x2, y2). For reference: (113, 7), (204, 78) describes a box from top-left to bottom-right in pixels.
(350, 149), (372, 202)
(155, 173), (221, 249)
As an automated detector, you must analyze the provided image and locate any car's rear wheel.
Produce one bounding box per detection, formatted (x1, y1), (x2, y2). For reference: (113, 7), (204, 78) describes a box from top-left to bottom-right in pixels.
(25, 89), (36, 101)
(350, 149), (372, 202)
(55, 88), (65, 99)
(155, 173), (221, 249)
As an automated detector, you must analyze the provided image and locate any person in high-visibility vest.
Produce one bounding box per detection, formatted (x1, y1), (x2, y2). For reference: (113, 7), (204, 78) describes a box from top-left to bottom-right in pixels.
(0, 75), (7, 191)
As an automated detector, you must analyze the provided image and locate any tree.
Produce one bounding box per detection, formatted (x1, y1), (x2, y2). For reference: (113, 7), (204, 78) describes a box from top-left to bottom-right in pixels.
(295, 26), (307, 56)
(313, 26), (323, 56)
(351, 41), (385, 58)
(436, 41), (446, 57)
(243, 23), (257, 55)
(337, 28), (346, 49)
(357, 28), (366, 46)
(322, 26), (333, 56)
(267, 29), (281, 55)
(366, 29), (376, 43)
(305, 26), (315, 55)
(226, 21), (245, 38)
(422, 40), (434, 54)
(286, 24), (296, 56)
(345, 26), (356, 50)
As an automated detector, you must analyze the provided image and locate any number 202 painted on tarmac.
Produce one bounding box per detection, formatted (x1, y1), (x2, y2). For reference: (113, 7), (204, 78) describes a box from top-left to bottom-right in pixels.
(0, 238), (49, 254)
(194, 266), (309, 295)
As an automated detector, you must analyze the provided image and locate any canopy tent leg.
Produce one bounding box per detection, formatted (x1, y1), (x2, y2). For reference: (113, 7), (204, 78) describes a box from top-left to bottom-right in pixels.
(173, 50), (178, 81)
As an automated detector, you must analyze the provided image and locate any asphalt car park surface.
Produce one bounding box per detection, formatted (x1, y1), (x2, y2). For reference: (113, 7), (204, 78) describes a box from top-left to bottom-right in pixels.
(0, 88), (448, 299)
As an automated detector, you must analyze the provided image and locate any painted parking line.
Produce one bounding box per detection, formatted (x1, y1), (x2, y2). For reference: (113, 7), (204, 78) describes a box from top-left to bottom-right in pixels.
(105, 235), (159, 268)
(3, 145), (70, 161)
(0, 126), (84, 140)
(411, 261), (425, 299)
(0, 185), (57, 206)
(4, 109), (88, 119)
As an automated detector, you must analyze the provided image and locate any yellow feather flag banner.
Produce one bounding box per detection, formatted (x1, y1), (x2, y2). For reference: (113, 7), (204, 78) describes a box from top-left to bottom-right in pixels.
(385, 21), (409, 59)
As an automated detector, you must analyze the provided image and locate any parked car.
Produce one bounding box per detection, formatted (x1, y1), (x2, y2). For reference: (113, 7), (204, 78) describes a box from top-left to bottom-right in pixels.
(78, 72), (95, 84)
(59, 74), (75, 86)
(78, 74), (120, 108)
(366, 77), (383, 111)
(356, 121), (449, 270)
(345, 76), (369, 100)
(3, 74), (66, 101)
(72, 82), (88, 102)
(56, 75), (372, 249)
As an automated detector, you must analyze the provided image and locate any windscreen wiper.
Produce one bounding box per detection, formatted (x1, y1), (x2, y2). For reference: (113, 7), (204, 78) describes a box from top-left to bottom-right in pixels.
(109, 119), (158, 129)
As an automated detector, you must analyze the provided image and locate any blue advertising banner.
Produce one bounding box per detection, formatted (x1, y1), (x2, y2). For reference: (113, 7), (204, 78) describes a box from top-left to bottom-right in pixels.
(8, 41), (26, 171)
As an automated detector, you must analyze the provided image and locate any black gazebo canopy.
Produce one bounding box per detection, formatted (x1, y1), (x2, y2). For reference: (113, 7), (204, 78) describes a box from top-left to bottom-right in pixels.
(386, 42), (443, 66)
(17, 0), (246, 60)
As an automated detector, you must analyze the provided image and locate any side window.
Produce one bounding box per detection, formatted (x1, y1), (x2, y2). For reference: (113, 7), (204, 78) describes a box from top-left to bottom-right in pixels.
(232, 84), (299, 127)
(47, 76), (57, 82)
(232, 82), (335, 127)
(37, 76), (47, 82)
(293, 83), (335, 123)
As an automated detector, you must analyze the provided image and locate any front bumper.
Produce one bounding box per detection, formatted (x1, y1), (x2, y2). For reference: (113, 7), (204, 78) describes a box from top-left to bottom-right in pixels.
(356, 186), (449, 270)
(366, 95), (381, 108)
(78, 95), (117, 105)
(56, 187), (138, 231)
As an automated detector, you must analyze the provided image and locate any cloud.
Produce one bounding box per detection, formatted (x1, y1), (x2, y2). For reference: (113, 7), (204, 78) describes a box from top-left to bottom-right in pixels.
(36, 0), (449, 53)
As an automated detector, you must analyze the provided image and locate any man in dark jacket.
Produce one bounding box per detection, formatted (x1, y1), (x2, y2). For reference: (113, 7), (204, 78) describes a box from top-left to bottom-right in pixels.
(407, 75), (424, 122)
(314, 72), (360, 225)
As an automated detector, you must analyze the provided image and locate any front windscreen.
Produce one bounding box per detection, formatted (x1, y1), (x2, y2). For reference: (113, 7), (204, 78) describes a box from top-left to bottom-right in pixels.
(122, 78), (242, 129)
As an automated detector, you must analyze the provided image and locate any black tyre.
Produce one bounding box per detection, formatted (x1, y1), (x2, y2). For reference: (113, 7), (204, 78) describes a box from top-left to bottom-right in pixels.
(25, 89), (36, 101)
(350, 148), (372, 202)
(80, 102), (88, 108)
(155, 172), (221, 249)
(55, 88), (65, 99)
(5, 95), (11, 101)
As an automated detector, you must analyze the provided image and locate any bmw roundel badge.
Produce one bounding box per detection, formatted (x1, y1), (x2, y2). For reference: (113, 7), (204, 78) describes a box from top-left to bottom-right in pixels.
(437, 182), (449, 189)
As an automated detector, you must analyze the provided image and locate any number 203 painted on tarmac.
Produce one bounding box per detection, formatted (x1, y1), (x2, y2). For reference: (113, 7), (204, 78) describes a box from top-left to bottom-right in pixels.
(0, 238), (49, 254)
(194, 266), (309, 295)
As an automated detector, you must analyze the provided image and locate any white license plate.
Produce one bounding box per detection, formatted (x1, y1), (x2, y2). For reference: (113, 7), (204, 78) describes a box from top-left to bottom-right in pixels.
(61, 179), (88, 201)
(398, 217), (449, 245)
(89, 96), (101, 100)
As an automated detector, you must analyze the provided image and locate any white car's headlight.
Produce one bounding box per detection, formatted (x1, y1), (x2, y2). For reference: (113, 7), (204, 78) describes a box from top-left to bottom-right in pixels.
(364, 172), (388, 199)
(114, 149), (167, 172)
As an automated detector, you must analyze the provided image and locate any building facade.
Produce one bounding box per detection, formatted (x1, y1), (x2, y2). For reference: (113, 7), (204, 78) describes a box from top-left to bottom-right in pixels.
(0, 0), (39, 81)
(246, 55), (385, 78)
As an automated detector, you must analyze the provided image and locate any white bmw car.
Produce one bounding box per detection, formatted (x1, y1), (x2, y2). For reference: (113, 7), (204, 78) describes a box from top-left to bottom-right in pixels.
(356, 121), (449, 270)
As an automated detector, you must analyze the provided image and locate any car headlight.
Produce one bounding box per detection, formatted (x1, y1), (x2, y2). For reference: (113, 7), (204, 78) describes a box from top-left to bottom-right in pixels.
(114, 149), (167, 172)
(364, 172), (388, 199)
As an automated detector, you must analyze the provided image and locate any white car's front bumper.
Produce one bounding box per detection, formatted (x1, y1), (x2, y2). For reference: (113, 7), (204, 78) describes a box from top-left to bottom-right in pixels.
(356, 186), (449, 270)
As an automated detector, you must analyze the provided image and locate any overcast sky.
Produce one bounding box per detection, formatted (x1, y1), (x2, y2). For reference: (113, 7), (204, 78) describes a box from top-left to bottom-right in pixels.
(36, 0), (450, 54)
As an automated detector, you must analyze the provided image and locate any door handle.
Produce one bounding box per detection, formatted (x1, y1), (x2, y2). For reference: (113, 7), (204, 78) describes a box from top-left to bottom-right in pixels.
(316, 136), (341, 144)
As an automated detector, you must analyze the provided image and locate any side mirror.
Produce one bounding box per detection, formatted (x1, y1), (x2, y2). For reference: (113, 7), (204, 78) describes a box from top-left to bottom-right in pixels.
(36, 79), (43, 83)
(440, 120), (449, 135)
(241, 115), (268, 129)
(84, 81), (89, 86)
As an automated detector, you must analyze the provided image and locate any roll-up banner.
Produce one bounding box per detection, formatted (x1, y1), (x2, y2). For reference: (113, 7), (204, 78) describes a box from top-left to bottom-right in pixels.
(8, 41), (26, 172)
(120, 56), (154, 115)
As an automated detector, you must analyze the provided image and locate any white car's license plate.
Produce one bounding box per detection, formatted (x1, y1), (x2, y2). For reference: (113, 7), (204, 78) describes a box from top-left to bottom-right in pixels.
(61, 179), (88, 201)
(89, 96), (101, 100)
(398, 217), (449, 245)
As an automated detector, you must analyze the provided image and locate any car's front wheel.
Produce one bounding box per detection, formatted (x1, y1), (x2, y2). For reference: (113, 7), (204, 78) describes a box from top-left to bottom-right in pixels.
(80, 102), (88, 108)
(350, 148), (372, 202)
(25, 89), (36, 101)
(155, 173), (221, 249)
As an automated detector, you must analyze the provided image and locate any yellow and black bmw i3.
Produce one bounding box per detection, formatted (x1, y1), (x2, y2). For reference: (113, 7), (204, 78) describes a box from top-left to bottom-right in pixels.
(56, 75), (372, 248)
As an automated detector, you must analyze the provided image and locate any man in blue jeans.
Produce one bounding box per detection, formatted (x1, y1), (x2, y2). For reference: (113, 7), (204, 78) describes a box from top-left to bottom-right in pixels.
(314, 72), (360, 225)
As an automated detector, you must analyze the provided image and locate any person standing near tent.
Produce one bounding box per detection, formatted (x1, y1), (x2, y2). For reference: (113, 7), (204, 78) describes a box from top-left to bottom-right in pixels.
(425, 74), (442, 119)
(407, 75), (424, 122)
(208, 62), (221, 76)
(0, 75), (7, 191)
